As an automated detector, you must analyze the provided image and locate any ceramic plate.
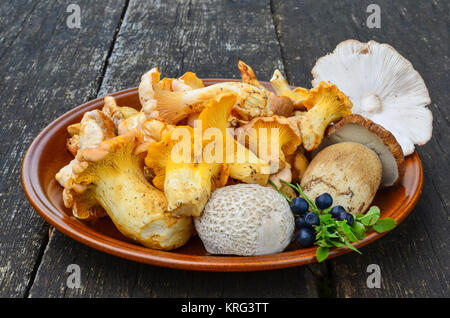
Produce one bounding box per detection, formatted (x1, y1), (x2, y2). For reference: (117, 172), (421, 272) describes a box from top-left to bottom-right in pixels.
(21, 79), (423, 271)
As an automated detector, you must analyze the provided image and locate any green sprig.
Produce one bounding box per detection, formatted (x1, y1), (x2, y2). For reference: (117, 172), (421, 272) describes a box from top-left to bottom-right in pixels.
(270, 179), (397, 262)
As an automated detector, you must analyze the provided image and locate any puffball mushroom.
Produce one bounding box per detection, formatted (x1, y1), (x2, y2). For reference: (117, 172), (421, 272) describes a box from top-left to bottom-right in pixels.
(194, 184), (295, 256)
(63, 129), (193, 250)
(319, 114), (405, 187)
(312, 40), (432, 156)
(301, 142), (382, 214)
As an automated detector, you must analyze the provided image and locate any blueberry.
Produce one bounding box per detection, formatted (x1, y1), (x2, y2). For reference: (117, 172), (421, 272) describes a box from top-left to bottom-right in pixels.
(315, 193), (333, 210)
(290, 197), (309, 215)
(295, 216), (308, 229)
(344, 213), (354, 226)
(304, 212), (320, 227)
(338, 210), (347, 221)
(330, 205), (346, 218)
(295, 228), (315, 248)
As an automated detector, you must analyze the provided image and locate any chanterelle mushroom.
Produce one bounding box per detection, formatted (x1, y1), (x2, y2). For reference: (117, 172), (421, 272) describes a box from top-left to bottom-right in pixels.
(63, 129), (193, 250)
(270, 70), (309, 109)
(235, 115), (302, 174)
(55, 109), (116, 188)
(194, 184), (295, 256)
(312, 40), (432, 156)
(291, 82), (353, 151)
(145, 94), (236, 217)
(318, 114), (405, 187)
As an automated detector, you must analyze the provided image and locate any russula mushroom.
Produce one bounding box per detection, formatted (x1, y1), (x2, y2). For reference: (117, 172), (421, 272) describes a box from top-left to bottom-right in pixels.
(270, 69), (309, 109)
(318, 114), (405, 187)
(62, 129), (193, 249)
(145, 94), (236, 217)
(235, 115), (302, 174)
(194, 184), (295, 256)
(301, 142), (382, 214)
(312, 40), (432, 156)
(291, 82), (353, 151)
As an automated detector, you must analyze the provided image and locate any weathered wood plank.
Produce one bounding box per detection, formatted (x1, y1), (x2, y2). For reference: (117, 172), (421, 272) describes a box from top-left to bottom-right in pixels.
(272, 0), (449, 297)
(28, 0), (320, 297)
(0, 0), (126, 297)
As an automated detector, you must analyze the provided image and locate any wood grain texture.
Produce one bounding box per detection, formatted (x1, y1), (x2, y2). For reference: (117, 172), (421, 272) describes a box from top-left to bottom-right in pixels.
(29, 0), (319, 297)
(272, 0), (449, 297)
(98, 0), (285, 96)
(0, 0), (126, 297)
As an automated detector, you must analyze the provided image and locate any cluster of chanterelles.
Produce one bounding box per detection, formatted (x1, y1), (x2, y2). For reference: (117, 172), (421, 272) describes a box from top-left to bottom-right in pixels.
(56, 40), (432, 251)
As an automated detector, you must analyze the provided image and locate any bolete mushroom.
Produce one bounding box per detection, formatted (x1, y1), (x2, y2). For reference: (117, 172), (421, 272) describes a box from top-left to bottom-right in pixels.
(312, 40), (432, 156)
(301, 142), (382, 214)
(194, 184), (295, 256)
(62, 129), (193, 250)
(318, 114), (405, 187)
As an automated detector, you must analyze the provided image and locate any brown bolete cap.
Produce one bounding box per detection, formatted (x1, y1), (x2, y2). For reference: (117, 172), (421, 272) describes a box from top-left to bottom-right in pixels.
(319, 114), (405, 187)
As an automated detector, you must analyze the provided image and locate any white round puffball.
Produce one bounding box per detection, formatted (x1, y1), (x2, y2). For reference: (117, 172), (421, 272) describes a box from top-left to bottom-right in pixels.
(194, 184), (295, 256)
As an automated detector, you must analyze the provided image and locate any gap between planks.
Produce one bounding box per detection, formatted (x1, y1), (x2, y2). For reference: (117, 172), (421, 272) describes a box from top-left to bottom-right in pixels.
(22, 0), (131, 299)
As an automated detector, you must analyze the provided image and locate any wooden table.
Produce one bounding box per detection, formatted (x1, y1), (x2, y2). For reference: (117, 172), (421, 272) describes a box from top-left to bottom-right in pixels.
(1, 0), (448, 298)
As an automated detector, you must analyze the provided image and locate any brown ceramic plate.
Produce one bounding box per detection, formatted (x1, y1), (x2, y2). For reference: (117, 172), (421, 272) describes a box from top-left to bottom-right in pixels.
(22, 79), (423, 271)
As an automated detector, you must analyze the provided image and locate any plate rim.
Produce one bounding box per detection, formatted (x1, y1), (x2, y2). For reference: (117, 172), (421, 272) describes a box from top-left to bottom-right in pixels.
(21, 81), (424, 272)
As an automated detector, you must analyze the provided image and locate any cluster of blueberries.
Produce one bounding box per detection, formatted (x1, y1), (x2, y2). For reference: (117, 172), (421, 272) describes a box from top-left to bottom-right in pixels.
(291, 193), (354, 247)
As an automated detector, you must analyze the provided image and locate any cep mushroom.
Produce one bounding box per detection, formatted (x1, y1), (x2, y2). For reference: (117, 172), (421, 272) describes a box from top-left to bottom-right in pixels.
(62, 129), (193, 249)
(317, 114), (405, 187)
(312, 40), (432, 156)
(301, 142), (382, 214)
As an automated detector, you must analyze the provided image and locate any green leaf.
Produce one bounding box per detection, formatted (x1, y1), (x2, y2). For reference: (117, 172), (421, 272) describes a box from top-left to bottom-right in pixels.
(352, 221), (367, 240)
(358, 207), (380, 226)
(316, 247), (329, 262)
(344, 242), (362, 254)
(340, 222), (359, 243)
(322, 207), (332, 214)
(330, 241), (347, 248)
(373, 218), (397, 233)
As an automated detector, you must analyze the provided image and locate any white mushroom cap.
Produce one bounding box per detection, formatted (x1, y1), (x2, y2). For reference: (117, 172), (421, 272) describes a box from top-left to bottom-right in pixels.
(312, 40), (432, 155)
(194, 184), (294, 256)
